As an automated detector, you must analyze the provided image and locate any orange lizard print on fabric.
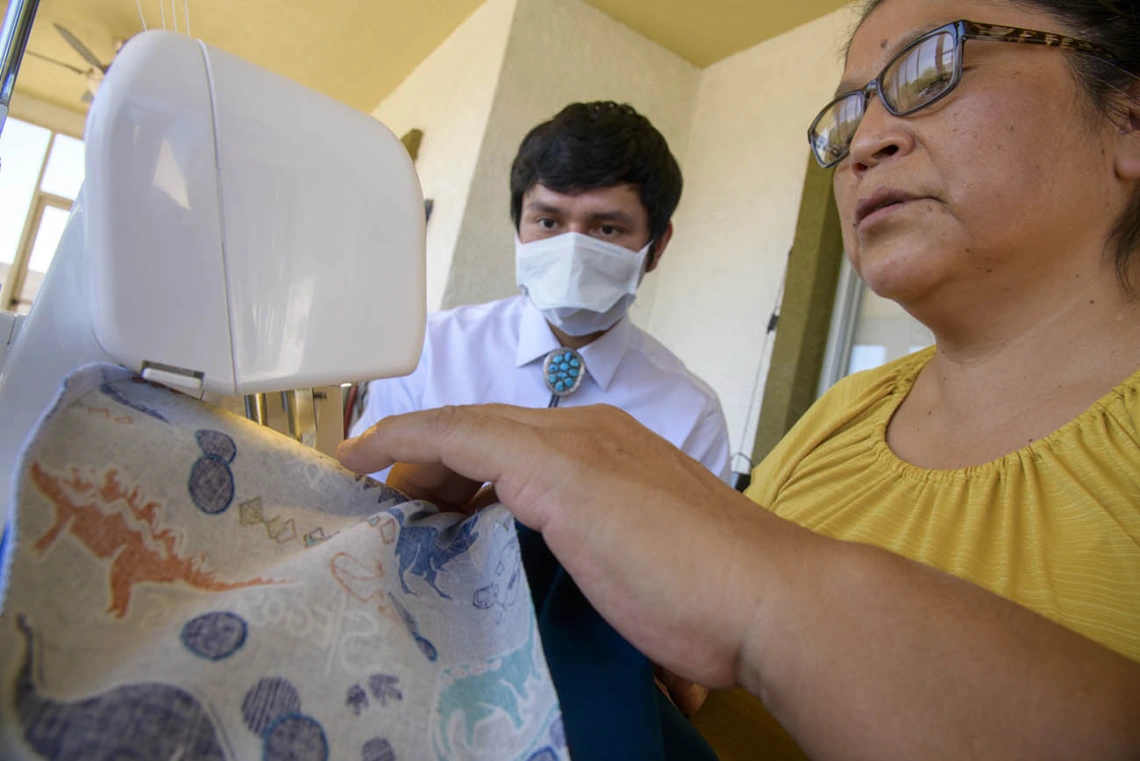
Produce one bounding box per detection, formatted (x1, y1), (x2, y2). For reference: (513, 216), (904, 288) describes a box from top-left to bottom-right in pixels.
(29, 462), (280, 618)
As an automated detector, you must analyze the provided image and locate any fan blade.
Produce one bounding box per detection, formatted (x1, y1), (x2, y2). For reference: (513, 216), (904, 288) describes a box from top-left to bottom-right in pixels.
(27, 50), (87, 75)
(53, 23), (108, 72)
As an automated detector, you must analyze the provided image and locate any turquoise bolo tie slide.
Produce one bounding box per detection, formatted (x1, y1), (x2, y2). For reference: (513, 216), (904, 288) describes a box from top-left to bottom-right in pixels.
(544, 348), (585, 397)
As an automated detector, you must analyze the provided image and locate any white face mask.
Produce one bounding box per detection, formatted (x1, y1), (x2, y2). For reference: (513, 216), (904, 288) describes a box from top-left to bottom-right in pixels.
(515, 232), (651, 336)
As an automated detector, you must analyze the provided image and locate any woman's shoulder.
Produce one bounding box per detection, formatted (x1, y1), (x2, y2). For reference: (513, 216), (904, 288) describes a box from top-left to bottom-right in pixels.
(1098, 366), (1140, 448)
(789, 347), (932, 442)
(745, 348), (932, 507)
(826, 348), (931, 411)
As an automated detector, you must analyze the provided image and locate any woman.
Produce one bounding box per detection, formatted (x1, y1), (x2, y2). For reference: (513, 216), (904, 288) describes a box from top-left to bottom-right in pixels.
(339, 0), (1140, 757)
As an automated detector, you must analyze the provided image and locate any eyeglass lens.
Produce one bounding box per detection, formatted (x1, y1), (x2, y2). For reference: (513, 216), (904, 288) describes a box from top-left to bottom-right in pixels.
(812, 29), (957, 166)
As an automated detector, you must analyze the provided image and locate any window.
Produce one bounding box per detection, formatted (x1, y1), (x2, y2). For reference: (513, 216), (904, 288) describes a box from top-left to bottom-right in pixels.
(818, 257), (934, 395)
(0, 118), (84, 314)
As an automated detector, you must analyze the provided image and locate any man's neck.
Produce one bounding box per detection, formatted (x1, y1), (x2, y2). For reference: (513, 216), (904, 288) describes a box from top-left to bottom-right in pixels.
(549, 323), (609, 350)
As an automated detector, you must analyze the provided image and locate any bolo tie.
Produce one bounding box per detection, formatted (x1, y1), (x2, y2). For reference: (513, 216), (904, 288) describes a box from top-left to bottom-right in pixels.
(543, 348), (585, 408)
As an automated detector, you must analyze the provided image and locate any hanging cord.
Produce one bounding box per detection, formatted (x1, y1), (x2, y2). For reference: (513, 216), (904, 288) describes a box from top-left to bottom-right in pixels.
(170, 0), (178, 32)
(183, 0), (190, 35)
(729, 249), (789, 475)
(135, 0), (148, 30)
(158, 0), (166, 29)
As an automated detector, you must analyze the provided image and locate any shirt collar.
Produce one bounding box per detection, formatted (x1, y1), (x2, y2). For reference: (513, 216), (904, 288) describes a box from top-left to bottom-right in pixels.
(516, 298), (562, 368)
(515, 297), (635, 393)
(579, 315), (634, 392)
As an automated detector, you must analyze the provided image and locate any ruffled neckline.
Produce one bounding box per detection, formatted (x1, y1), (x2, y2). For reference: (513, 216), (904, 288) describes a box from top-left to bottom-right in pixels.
(867, 348), (1140, 483)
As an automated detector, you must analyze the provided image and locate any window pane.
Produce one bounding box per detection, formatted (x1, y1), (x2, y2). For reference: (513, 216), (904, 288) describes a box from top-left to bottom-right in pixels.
(0, 118), (51, 265)
(845, 287), (934, 375)
(16, 205), (70, 313)
(27, 205), (70, 274)
(848, 345), (888, 375)
(40, 132), (85, 200)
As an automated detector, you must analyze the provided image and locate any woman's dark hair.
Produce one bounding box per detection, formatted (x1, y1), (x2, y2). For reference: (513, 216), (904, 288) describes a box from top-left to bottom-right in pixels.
(857, 0), (1140, 291)
(509, 102), (682, 263)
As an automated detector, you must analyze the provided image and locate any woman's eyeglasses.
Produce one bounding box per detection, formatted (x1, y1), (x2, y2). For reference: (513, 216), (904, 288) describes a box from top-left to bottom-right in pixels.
(808, 20), (1120, 169)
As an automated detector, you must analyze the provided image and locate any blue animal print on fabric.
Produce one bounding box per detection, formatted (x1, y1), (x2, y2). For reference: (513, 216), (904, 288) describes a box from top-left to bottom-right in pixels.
(388, 592), (438, 661)
(549, 714), (566, 748)
(181, 611), (248, 661)
(433, 621), (541, 759)
(242, 677), (302, 737)
(474, 537), (522, 622)
(262, 714), (328, 761)
(385, 508), (479, 599)
(362, 737), (397, 761)
(14, 615), (229, 760)
(189, 429), (237, 515)
(526, 749), (558, 761)
(367, 674), (403, 706)
(346, 684), (369, 716)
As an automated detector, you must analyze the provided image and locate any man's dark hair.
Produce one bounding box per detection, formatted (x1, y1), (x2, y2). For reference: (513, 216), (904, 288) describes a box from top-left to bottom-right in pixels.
(510, 102), (683, 262)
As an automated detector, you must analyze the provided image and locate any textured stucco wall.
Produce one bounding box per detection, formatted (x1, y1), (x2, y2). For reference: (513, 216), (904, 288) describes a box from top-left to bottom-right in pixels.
(647, 6), (860, 467)
(371, 0), (517, 312)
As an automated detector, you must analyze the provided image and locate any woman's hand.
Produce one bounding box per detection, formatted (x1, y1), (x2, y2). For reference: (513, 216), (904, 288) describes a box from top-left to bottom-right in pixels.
(339, 403), (782, 688)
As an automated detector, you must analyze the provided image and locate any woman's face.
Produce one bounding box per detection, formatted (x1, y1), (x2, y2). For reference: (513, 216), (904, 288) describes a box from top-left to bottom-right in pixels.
(833, 0), (1126, 311)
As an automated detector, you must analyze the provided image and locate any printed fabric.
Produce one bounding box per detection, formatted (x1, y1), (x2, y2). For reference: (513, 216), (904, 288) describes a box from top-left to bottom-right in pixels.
(0, 364), (568, 761)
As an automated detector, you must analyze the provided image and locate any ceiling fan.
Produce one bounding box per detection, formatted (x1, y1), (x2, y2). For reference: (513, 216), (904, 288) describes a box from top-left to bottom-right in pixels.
(29, 24), (124, 104)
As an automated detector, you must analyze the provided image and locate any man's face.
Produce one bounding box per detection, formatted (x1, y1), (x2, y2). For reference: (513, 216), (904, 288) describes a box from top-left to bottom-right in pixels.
(518, 183), (655, 259)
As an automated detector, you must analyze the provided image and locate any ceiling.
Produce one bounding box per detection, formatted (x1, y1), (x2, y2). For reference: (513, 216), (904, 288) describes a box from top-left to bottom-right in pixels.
(6, 0), (848, 115)
(591, 0), (851, 68)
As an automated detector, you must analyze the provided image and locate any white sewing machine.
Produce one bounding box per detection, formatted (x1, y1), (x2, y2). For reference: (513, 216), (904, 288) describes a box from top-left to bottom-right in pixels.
(0, 30), (427, 529)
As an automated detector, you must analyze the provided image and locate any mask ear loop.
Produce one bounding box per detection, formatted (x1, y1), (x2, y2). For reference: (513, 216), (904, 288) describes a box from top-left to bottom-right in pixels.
(639, 239), (656, 285)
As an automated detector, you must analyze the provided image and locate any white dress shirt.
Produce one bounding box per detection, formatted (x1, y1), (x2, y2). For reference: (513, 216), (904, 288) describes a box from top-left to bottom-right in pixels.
(351, 295), (731, 482)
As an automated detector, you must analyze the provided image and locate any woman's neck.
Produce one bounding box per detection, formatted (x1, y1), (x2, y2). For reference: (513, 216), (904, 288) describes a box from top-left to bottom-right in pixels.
(886, 260), (1140, 469)
(908, 251), (1139, 388)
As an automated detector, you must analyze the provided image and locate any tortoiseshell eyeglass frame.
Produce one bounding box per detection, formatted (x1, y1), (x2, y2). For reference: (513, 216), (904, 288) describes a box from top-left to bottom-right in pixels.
(808, 20), (1121, 168)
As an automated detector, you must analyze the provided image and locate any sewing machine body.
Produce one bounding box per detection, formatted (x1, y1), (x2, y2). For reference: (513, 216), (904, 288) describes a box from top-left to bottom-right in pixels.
(0, 30), (427, 523)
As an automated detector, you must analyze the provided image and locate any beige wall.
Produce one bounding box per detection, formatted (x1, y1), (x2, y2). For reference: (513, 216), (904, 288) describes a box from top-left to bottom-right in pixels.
(371, 0), (518, 312)
(648, 6), (859, 465)
(441, 0), (700, 329)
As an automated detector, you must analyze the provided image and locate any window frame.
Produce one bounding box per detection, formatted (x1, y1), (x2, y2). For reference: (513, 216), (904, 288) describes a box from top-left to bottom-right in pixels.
(0, 117), (83, 313)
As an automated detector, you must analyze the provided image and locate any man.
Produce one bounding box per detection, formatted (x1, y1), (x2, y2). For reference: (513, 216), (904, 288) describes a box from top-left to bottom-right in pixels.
(350, 101), (726, 760)
(350, 101), (730, 485)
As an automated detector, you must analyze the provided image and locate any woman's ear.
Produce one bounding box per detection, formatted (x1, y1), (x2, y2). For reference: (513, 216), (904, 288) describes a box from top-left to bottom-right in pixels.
(1114, 97), (1140, 182)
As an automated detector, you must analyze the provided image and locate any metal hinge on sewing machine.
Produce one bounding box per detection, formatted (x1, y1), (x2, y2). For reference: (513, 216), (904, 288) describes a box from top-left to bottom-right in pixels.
(140, 360), (206, 396)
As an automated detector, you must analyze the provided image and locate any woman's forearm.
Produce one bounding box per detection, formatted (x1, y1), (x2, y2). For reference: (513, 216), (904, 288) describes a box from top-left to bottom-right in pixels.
(742, 529), (1140, 761)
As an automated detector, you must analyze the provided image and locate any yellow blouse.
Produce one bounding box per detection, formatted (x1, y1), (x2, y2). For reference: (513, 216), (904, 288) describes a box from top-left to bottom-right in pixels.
(746, 348), (1140, 662)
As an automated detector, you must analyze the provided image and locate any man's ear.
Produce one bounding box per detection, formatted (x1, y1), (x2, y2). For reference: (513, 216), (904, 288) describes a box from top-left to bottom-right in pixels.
(1114, 96), (1140, 182)
(646, 222), (674, 273)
